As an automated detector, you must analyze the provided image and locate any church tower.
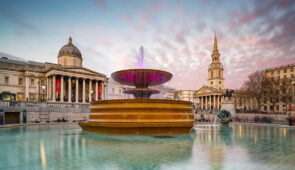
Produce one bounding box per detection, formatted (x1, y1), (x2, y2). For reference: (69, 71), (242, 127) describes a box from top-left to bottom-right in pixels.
(207, 32), (224, 90)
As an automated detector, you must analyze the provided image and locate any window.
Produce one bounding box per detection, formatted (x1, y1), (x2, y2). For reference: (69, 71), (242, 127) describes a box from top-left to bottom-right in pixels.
(119, 89), (121, 94)
(276, 105), (279, 111)
(270, 105), (273, 111)
(284, 69), (287, 73)
(211, 81), (213, 85)
(271, 71), (274, 75)
(277, 70), (280, 74)
(277, 76), (280, 80)
(270, 97), (272, 102)
(271, 77), (274, 81)
(291, 74), (294, 78)
(112, 88), (115, 94)
(17, 93), (24, 101)
(31, 78), (34, 85)
(264, 106), (267, 111)
(284, 75), (287, 79)
(291, 68), (294, 72)
(211, 71), (213, 78)
(218, 71), (221, 78)
(219, 81), (221, 84)
(19, 78), (23, 85)
(5, 76), (9, 85)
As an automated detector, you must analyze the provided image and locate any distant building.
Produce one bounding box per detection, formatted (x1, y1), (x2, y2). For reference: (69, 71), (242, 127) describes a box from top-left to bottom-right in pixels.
(177, 90), (195, 102)
(264, 64), (295, 113)
(106, 78), (133, 100)
(0, 37), (107, 103)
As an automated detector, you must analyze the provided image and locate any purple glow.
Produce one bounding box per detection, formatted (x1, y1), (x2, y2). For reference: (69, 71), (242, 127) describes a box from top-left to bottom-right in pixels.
(111, 69), (172, 87)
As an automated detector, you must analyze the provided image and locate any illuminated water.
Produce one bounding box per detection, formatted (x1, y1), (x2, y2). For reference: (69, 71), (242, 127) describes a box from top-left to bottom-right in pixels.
(0, 124), (294, 170)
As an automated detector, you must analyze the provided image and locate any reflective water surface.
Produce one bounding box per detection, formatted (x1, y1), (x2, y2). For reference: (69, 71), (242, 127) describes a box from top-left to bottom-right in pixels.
(0, 124), (294, 170)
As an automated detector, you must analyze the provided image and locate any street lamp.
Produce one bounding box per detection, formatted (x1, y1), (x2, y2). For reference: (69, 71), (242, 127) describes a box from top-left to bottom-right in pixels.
(41, 85), (46, 101)
(91, 90), (94, 102)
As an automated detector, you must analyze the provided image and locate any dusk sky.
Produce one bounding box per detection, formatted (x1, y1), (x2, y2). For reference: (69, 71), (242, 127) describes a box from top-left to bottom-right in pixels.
(0, 0), (294, 90)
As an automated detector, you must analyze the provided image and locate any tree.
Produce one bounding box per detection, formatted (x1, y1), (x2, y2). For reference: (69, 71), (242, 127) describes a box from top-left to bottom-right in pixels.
(262, 78), (280, 113)
(241, 70), (266, 112)
(280, 78), (293, 114)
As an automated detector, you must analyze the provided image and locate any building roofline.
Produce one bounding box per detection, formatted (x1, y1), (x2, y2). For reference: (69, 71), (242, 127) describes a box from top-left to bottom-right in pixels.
(265, 63), (295, 71)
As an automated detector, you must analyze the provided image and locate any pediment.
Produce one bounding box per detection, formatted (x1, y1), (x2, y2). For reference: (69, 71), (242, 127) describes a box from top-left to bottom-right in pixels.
(195, 86), (219, 95)
(62, 67), (106, 77)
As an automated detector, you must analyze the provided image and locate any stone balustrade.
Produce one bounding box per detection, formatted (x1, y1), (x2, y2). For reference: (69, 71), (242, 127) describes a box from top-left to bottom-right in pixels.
(0, 100), (90, 113)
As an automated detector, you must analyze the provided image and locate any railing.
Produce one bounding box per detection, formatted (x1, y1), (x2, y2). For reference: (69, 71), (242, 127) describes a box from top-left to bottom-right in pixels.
(0, 100), (90, 113)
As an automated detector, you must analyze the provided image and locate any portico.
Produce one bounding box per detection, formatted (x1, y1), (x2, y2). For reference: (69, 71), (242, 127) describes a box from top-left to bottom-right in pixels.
(46, 69), (106, 103)
(195, 86), (224, 110)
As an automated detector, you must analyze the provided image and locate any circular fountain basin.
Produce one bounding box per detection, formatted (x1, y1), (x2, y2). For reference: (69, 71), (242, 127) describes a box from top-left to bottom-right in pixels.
(111, 69), (172, 87)
(79, 99), (194, 135)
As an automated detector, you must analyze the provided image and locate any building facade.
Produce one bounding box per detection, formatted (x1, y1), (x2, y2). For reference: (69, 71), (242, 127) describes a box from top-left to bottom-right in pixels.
(264, 64), (295, 113)
(0, 37), (107, 103)
(176, 90), (195, 102)
(106, 78), (133, 100)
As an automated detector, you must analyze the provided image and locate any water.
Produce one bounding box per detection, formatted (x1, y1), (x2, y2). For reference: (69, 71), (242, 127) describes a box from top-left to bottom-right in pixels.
(213, 115), (218, 125)
(0, 124), (295, 170)
(138, 46), (145, 69)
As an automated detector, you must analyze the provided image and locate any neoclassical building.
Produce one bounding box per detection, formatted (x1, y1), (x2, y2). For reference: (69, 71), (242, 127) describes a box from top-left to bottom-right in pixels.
(0, 37), (107, 103)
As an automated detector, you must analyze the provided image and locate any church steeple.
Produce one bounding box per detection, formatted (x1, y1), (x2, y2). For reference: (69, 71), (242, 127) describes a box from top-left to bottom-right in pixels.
(213, 31), (219, 54)
(211, 31), (220, 63)
(207, 31), (224, 90)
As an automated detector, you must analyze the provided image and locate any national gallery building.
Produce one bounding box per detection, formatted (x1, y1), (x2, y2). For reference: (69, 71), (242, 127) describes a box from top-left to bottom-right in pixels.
(0, 37), (107, 103)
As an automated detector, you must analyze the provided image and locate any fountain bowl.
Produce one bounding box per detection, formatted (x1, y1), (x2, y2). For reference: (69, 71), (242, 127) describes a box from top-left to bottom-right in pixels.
(111, 69), (172, 87)
(79, 99), (194, 135)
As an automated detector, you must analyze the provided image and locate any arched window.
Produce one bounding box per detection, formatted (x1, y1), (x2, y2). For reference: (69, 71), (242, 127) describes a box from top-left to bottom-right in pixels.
(211, 71), (213, 78)
(219, 71), (221, 78)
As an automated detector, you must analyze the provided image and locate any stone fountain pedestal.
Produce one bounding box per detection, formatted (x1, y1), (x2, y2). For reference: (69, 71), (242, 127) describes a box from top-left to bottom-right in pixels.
(220, 101), (236, 117)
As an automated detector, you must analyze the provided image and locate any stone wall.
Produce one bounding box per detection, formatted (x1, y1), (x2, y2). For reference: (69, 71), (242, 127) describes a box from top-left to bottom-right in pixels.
(0, 101), (90, 124)
(195, 113), (289, 124)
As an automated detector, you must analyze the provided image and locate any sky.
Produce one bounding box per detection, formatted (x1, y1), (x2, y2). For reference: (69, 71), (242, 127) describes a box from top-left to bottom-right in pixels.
(0, 0), (294, 90)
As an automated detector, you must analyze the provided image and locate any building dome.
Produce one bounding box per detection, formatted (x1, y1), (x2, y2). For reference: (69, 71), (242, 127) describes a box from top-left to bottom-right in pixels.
(58, 37), (82, 59)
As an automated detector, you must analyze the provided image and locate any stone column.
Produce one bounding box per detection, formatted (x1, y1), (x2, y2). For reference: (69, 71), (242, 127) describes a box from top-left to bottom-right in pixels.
(95, 81), (98, 101)
(61, 76), (64, 102)
(68, 77), (71, 102)
(76, 78), (79, 103)
(200, 96), (203, 109)
(82, 78), (86, 103)
(209, 95), (212, 110)
(213, 95), (216, 109)
(101, 82), (105, 100)
(46, 77), (49, 101)
(89, 80), (92, 102)
(205, 96), (208, 109)
(52, 75), (56, 102)
(25, 75), (30, 101)
(217, 95), (219, 110)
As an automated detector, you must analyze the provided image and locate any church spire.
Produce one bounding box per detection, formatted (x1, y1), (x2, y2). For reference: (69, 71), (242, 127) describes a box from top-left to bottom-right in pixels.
(212, 31), (219, 55)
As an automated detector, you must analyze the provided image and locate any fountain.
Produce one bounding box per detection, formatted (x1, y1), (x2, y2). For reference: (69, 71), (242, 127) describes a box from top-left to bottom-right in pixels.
(79, 47), (194, 134)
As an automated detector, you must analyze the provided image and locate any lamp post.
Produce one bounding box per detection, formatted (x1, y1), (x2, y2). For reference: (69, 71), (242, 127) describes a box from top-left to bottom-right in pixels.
(91, 90), (94, 102)
(41, 85), (46, 101)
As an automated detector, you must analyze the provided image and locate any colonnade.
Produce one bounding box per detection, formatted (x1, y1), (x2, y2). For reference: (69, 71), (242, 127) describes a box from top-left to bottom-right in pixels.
(46, 75), (106, 103)
(198, 95), (224, 110)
